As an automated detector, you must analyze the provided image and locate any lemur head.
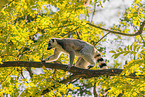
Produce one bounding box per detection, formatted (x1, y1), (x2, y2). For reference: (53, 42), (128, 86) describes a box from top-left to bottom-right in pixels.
(47, 38), (58, 50)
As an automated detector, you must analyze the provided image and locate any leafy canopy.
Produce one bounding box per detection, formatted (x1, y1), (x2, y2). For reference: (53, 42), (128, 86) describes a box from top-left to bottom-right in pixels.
(0, 0), (145, 96)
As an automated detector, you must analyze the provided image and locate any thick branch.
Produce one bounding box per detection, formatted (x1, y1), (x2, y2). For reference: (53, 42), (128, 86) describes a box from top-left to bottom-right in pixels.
(1, 61), (144, 79)
(2, 61), (144, 96)
(87, 20), (145, 36)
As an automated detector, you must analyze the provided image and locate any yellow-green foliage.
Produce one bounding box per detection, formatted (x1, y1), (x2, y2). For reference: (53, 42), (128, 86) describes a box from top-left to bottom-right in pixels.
(0, 0), (144, 96)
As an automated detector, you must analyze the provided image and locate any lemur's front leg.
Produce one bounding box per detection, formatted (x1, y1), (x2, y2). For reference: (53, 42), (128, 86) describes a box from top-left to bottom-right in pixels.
(41, 55), (58, 62)
(41, 49), (60, 63)
(67, 50), (75, 70)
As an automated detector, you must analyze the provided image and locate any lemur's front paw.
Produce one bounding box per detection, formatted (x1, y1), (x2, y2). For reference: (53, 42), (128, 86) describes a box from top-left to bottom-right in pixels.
(41, 60), (46, 63)
(88, 65), (94, 69)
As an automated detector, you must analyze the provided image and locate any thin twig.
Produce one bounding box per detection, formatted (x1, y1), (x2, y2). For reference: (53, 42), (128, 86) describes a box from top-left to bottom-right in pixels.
(140, 35), (145, 43)
(95, 32), (110, 45)
(87, 20), (145, 36)
(93, 81), (98, 97)
(91, 1), (96, 23)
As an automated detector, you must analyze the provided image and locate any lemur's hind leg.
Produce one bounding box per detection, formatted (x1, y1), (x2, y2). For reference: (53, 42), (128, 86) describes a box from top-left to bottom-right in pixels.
(75, 57), (89, 69)
(79, 47), (96, 67)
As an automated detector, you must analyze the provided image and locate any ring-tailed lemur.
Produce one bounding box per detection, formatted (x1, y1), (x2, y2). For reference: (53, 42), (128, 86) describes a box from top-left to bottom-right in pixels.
(41, 38), (108, 70)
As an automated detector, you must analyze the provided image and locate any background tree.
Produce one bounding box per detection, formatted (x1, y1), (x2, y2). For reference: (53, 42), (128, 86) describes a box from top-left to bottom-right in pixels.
(0, 0), (144, 96)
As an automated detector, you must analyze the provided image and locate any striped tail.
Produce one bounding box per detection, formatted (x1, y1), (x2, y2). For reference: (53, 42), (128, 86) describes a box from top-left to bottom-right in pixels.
(94, 51), (108, 69)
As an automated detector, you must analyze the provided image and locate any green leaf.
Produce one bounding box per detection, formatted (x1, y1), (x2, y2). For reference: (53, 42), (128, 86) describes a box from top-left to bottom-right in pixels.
(116, 49), (120, 52)
(109, 50), (116, 53)
(124, 52), (129, 56)
(114, 54), (120, 59)
(124, 47), (126, 51)
(118, 47), (123, 51)
(130, 44), (133, 51)
(127, 45), (130, 51)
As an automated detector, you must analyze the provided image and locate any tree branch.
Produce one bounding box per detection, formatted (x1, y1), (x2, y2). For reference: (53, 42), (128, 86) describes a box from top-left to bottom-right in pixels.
(1, 61), (144, 79)
(87, 20), (145, 36)
(1, 61), (144, 95)
(93, 81), (98, 97)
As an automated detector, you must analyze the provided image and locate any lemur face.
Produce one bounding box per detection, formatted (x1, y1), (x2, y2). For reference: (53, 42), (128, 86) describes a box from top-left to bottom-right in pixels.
(47, 39), (57, 50)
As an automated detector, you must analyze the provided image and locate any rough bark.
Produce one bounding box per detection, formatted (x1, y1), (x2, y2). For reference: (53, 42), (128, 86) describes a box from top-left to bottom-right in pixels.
(1, 61), (143, 79)
(1, 61), (144, 95)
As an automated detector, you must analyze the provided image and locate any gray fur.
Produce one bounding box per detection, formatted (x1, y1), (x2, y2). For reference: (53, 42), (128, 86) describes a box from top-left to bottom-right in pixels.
(41, 38), (108, 70)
